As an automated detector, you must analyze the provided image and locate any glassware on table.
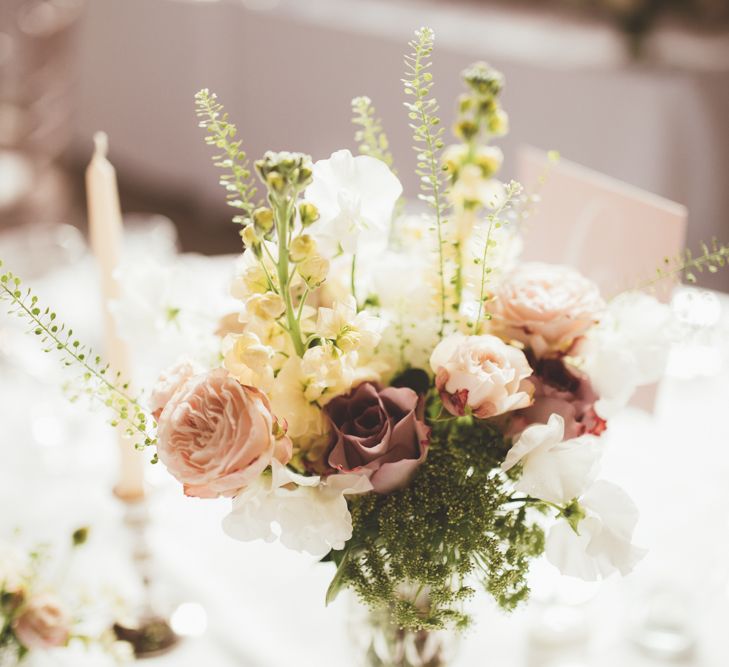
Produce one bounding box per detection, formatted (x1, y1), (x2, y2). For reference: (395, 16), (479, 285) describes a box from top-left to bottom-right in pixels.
(348, 592), (460, 667)
(0, 0), (86, 230)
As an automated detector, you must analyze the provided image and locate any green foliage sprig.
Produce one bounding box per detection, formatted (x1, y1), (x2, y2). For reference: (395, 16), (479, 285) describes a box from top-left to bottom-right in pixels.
(473, 180), (523, 332)
(351, 96), (395, 169)
(635, 239), (729, 292)
(404, 27), (449, 337)
(195, 88), (258, 223)
(0, 261), (156, 451)
(331, 412), (544, 631)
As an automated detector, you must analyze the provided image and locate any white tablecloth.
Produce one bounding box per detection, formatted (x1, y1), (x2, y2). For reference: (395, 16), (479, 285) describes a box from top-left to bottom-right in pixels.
(1, 251), (729, 666)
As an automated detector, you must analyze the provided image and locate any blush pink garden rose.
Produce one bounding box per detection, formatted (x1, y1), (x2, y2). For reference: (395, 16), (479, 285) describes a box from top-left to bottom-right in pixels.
(155, 368), (292, 499)
(13, 593), (71, 650)
(490, 263), (606, 357)
(149, 358), (203, 421)
(325, 382), (429, 494)
(430, 334), (533, 419)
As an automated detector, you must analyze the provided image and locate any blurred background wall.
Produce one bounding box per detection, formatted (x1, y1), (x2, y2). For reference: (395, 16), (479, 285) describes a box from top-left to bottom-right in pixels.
(3, 0), (729, 288)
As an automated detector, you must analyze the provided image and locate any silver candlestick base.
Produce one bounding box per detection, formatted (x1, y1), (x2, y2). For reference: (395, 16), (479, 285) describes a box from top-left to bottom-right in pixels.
(112, 490), (181, 658)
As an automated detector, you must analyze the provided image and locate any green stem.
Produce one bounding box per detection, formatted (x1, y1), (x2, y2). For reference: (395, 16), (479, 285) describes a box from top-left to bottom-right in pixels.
(273, 198), (306, 357)
(351, 254), (358, 310)
(296, 285), (310, 323)
(474, 186), (517, 332)
(0, 281), (154, 444)
(506, 495), (561, 513)
(417, 107), (447, 338)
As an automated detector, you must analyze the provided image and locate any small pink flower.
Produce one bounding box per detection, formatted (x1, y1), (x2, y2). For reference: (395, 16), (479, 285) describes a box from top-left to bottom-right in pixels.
(13, 593), (71, 650)
(430, 334), (533, 419)
(156, 369), (291, 499)
(490, 263), (605, 357)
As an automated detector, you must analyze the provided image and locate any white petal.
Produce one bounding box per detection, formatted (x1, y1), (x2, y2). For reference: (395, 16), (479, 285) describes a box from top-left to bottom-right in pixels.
(546, 481), (645, 581)
(502, 413), (564, 472)
(546, 518), (603, 581)
(515, 434), (601, 505)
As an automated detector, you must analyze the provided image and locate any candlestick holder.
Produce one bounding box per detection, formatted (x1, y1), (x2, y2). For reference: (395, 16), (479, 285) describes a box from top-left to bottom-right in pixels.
(111, 491), (181, 658)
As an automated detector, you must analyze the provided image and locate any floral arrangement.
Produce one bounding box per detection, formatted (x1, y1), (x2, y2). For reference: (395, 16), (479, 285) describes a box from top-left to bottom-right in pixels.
(2, 27), (729, 633)
(0, 530), (123, 665)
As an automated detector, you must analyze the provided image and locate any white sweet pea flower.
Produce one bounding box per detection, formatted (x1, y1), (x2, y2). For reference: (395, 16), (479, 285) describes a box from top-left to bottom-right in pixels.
(581, 292), (673, 417)
(502, 414), (602, 505)
(305, 149), (402, 254)
(546, 480), (646, 581)
(222, 461), (372, 558)
(316, 296), (386, 353)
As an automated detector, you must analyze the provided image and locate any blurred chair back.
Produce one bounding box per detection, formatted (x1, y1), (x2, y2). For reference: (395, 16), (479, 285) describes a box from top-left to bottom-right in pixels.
(517, 146), (687, 302)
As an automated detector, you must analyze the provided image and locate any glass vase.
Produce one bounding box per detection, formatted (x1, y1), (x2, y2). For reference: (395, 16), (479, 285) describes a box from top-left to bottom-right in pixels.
(349, 598), (460, 667)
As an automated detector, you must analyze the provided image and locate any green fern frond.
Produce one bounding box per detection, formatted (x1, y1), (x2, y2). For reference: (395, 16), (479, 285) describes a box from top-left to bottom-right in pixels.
(195, 88), (257, 223)
(403, 27), (448, 336)
(351, 96), (395, 170)
(0, 261), (157, 451)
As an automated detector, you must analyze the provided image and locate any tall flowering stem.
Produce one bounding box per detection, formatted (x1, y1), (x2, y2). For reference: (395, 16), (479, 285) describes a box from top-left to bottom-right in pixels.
(0, 262), (157, 450)
(404, 27), (448, 337)
(254, 152), (315, 358)
(351, 96), (395, 170)
(195, 89), (258, 223)
(474, 181), (522, 332)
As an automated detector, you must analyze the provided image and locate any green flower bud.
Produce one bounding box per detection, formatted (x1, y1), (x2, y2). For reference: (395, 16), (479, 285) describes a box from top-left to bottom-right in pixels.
(255, 151), (314, 196)
(462, 62), (504, 97)
(488, 109), (509, 137)
(299, 202), (320, 227)
(297, 167), (313, 187)
(266, 172), (285, 194)
(290, 234), (317, 263)
(454, 119), (478, 141)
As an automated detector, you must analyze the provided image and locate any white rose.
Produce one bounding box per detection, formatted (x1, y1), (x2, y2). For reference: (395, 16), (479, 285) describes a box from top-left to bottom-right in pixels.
(430, 333), (533, 419)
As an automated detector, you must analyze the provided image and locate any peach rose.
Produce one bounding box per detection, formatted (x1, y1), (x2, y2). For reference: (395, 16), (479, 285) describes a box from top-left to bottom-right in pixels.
(430, 334), (533, 419)
(156, 369), (291, 498)
(13, 593), (71, 650)
(149, 359), (203, 420)
(490, 263), (605, 356)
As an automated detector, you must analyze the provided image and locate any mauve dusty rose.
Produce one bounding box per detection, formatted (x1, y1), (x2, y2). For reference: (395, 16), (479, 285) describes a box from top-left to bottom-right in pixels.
(325, 382), (429, 494)
(508, 357), (606, 440)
